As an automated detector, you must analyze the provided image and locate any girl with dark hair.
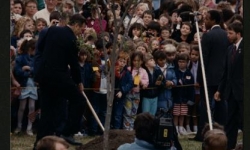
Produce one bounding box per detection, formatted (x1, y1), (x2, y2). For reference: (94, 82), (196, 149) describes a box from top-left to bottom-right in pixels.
(123, 51), (149, 130)
(14, 38), (37, 136)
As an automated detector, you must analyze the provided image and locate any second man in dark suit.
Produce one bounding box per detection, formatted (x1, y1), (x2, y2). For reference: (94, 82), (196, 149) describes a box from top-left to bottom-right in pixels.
(214, 22), (243, 150)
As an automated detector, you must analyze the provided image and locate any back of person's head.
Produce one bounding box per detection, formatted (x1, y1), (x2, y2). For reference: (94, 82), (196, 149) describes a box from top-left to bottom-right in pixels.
(49, 11), (61, 22)
(221, 8), (234, 23)
(216, 1), (231, 11)
(134, 112), (155, 144)
(207, 10), (222, 24)
(201, 122), (224, 138)
(60, 11), (73, 25)
(68, 14), (86, 26)
(20, 38), (36, 54)
(203, 129), (227, 150)
(36, 136), (69, 150)
(227, 14), (243, 25)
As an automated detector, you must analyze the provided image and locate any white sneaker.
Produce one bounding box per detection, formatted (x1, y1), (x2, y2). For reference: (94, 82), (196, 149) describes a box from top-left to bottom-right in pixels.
(175, 126), (180, 136)
(26, 130), (33, 136)
(74, 132), (83, 137)
(186, 126), (192, 133)
(238, 129), (242, 134)
(179, 126), (187, 135)
(14, 128), (21, 134)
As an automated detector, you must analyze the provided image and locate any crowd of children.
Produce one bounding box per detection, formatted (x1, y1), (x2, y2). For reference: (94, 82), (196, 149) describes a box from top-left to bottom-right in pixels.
(10, 0), (243, 149)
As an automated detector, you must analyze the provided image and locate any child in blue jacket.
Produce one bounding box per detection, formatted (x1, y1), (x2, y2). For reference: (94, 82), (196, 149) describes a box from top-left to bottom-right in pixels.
(111, 51), (133, 129)
(14, 38), (37, 136)
(172, 53), (195, 135)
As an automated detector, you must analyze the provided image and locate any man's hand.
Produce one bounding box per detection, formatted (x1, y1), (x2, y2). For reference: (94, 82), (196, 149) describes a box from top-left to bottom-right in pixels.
(214, 91), (221, 101)
(78, 83), (84, 91)
(116, 91), (122, 98)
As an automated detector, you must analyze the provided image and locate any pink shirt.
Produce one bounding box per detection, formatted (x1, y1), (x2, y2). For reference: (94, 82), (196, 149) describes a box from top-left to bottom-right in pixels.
(128, 67), (149, 93)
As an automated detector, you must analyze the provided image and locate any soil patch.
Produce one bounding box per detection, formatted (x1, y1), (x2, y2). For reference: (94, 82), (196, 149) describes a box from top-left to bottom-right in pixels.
(78, 129), (135, 150)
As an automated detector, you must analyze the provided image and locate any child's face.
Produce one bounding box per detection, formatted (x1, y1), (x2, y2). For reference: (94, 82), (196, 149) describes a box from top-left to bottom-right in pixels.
(79, 54), (87, 62)
(25, 21), (35, 32)
(136, 6), (146, 17)
(117, 34), (122, 43)
(25, 2), (37, 16)
(190, 50), (199, 62)
(171, 12), (178, 24)
(178, 48), (189, 54)
(161, 30), (171, 40)
(166, 52), (176, 63)
(159, 16), (169, 27)
(14, 3), (22, 15)
(152, 40), (159, 50)
(180, 24), (191, 36)
(156, 58), (166, 67)
(136, 46), (147, 54)
(146, 58), (156, 68)
(132, 28), (141, 37)
(178, 60), (188, 70)
(143, 14), (153, 26)
(36, 21), (46, 32)
(194, 33), (202, 42)
(23, 33), (33, 39)
(133, 56), (142, 68)
(62, 4), (73, 13)
(148, 29), (157, 37)
(117, 58), (127, 68)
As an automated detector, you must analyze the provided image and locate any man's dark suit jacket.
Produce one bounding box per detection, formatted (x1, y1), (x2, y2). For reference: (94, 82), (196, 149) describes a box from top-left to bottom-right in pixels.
(198, 26), (230, 86)
(218, 40), (243, 101)
(34, 26), (81, 85)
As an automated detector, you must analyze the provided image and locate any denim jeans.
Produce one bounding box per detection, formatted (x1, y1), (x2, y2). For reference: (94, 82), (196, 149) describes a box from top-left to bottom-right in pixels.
(111, 97), (125, 129)
(142, 97), (158, 116)
(88, 92), (107, 135)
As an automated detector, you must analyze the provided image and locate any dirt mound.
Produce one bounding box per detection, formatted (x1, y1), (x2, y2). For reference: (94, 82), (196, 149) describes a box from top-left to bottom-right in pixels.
(78, 130), (135, 150)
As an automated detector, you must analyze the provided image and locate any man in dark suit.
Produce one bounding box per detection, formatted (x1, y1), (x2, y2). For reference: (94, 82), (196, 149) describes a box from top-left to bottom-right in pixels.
(192, 10), (230, 141)
(214, 22), (243, 150)
(33, 14), (86, 149)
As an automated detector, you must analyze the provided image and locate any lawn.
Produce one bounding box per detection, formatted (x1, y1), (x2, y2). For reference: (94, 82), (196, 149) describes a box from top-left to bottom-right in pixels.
(10, 132), (242, 150)
(10, 133), (202, 150)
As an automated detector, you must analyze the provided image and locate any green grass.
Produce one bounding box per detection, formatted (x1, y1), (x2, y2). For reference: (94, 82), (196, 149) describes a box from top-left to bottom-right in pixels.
(10, 133), (202, 150)
(10, 132), (242, 150)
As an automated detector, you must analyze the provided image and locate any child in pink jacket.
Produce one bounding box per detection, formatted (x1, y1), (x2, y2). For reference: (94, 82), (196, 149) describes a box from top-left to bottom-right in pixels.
(123, 51), (149, 130)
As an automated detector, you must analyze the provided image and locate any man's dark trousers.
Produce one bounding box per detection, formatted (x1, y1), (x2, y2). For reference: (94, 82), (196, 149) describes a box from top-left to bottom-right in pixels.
(35, 77), (86, 143)
(195, 86), (228, 140)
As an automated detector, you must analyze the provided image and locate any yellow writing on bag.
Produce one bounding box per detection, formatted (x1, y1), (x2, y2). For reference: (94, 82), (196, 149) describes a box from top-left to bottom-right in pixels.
(134, 75), (140, 85)
(163, 129), (168, 137)
(93, 67), (99, 71)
